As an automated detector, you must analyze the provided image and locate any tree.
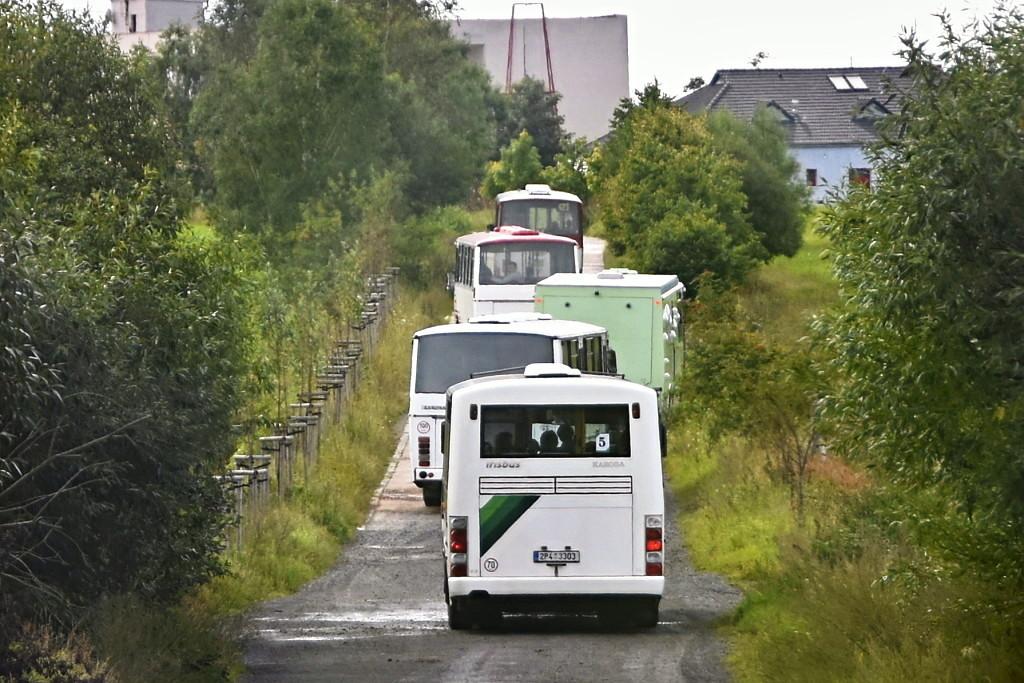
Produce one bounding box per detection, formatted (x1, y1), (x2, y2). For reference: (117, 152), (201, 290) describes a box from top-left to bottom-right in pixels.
(369, 1), (496, 209)
(815, 8), (1024, 584)
(0, 0), (181, 215)
(590, 81), (675, 200)
(496, 77), (566, 166)
(596, 105), (763, 291)
(192, 0), (390, 235)
(708, 107), (810, 258)
(146, 25), (211, 198)
(540, 136), (592, 200)
(192, 0), (495, 239)
(0, 0), (257, 629)
(480, 130), (544, 198)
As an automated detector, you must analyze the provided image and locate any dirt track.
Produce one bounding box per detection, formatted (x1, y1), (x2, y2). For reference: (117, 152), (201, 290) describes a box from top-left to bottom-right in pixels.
(242, 432), (741, 682)
(242, 235), (742, 682)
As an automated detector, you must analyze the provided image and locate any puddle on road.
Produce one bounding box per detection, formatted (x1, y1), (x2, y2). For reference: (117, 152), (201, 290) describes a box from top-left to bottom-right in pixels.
(255, 606), (448, 643)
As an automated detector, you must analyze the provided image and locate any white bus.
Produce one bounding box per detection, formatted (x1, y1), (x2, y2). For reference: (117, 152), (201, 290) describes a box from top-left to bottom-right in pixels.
(451, 226), (580, 323)
(494, 184), (585, 248)
(441, 364), (665, 629)
(408, 317), (613, 506)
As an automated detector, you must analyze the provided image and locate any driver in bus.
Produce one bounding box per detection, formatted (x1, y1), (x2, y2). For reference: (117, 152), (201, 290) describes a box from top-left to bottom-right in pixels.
(494, 260), (524, 284)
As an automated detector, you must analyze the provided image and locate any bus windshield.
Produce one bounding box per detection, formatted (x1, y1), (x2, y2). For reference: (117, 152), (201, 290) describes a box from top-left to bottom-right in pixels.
(498, 199), (582, 239)
(478, 242), (576, 285)
(415, 333), (554, 394)
(481, 404), (631, 458)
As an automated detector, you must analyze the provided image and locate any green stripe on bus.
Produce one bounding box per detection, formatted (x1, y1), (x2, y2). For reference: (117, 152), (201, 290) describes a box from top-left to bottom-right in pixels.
(479, 495), (540, 555)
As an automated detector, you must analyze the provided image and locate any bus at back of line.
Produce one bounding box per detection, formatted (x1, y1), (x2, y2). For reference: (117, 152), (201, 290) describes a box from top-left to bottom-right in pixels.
(441, 363), (665, 629)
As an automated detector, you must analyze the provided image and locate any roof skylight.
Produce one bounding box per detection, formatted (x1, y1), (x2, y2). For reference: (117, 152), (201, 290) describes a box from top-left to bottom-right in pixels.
(828, 75), (850, 91)
(829, 75), (869, 91)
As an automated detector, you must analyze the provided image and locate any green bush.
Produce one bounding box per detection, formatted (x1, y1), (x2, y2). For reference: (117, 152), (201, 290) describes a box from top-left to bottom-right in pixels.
(594, 105), (762, 291)
(707, 108), (810, 258)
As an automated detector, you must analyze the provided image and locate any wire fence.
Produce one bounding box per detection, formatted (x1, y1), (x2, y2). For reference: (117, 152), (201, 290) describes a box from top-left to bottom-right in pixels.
(213, 267), (400, 551)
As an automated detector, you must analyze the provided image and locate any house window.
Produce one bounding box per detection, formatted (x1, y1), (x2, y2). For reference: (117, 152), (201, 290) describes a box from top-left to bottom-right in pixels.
(129, 13), (137, 32)
(849, 168), (871, 187)
(806, 169), (818, 187)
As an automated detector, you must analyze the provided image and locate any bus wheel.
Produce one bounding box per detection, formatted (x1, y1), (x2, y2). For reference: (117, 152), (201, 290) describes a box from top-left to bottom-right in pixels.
(422, 484), (442, 507)
(633, 598), (659, 628)
(448, 597), (473, 630)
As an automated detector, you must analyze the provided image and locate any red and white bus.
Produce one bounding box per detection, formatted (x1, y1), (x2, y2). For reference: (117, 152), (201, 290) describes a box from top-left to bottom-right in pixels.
(451, 226), (580, 323)
(494, 184), (584, 248)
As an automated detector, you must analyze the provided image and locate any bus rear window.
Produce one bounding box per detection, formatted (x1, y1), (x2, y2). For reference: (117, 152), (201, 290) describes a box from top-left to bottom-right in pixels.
(415, 333), (554, 394)
(498, 199), (582, 238)
(478, 242), (576, 285)
(481, 405), (630, 458)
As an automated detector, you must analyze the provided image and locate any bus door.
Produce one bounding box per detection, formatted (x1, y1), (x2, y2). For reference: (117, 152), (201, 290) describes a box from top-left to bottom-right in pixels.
(476, 403), (634, 578)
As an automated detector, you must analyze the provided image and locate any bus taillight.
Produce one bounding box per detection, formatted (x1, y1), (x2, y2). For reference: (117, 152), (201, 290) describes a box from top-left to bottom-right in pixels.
(449, 516), (468, 577)
(645, 515), (663, 576)
(418, 436), (431, 467)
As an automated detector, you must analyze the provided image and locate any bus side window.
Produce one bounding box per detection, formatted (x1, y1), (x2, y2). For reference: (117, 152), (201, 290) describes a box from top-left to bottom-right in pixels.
(585, 337), (599, 372)
(561, 340), (580, 369)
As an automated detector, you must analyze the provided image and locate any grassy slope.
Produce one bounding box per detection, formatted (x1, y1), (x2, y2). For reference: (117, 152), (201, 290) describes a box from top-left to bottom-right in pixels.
(666, 217), (833, 678)
(669, 217), (1022, 681)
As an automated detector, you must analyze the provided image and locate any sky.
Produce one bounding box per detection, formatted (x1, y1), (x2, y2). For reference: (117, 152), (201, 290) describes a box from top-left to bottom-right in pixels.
(64, 0), (1002, 98)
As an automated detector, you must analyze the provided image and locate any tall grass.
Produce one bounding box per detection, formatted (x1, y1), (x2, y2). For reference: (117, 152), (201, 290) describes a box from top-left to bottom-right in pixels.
(739, 210), (835, 344)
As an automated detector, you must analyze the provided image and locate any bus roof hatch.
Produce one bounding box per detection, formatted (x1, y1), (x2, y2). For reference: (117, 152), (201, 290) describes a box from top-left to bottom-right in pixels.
(524, 363), (582, 378)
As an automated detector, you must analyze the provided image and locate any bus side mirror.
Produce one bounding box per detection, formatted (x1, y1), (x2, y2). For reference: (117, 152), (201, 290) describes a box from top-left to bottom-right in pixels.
(608, 349), (618, 375)
(445, 272), (454, 292)
(440, 421), (447, 456)
(659, 422), (667, 459)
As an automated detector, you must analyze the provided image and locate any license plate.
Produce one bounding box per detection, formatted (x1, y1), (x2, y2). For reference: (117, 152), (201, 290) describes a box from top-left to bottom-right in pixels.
(533, 549), (580, 563)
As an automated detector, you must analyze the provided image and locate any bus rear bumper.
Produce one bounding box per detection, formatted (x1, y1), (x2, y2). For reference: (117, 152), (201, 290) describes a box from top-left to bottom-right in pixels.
(448, 576), (664, 598)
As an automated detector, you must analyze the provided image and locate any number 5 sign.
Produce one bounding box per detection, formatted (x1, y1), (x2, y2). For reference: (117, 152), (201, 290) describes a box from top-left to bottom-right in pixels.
(596, 433), (610, 453)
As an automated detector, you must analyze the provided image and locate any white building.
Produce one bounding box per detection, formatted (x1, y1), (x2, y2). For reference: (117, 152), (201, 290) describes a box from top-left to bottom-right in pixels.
(675, 67), (913, 201)
(449, 15), (629, 141)
(109, 0), (202, 51)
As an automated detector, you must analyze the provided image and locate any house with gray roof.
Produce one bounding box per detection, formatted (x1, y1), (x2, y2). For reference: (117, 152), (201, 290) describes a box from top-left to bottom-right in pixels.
(675, 66), (913, 201)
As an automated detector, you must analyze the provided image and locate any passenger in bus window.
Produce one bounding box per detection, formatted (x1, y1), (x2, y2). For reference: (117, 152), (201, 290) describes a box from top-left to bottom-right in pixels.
(556, 424), (575, 453)
(539, 430), (558, 453)
(495, 431), (515, 456)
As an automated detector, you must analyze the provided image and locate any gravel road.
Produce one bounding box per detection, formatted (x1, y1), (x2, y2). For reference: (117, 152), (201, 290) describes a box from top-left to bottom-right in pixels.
(242, 431), (742, 682)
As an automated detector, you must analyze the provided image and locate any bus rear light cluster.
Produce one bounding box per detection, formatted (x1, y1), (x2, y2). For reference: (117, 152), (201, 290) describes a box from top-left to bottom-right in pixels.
(418, 436), (431, 467)
(449, 516), (468, 577)
(645, 515), (663, 576)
